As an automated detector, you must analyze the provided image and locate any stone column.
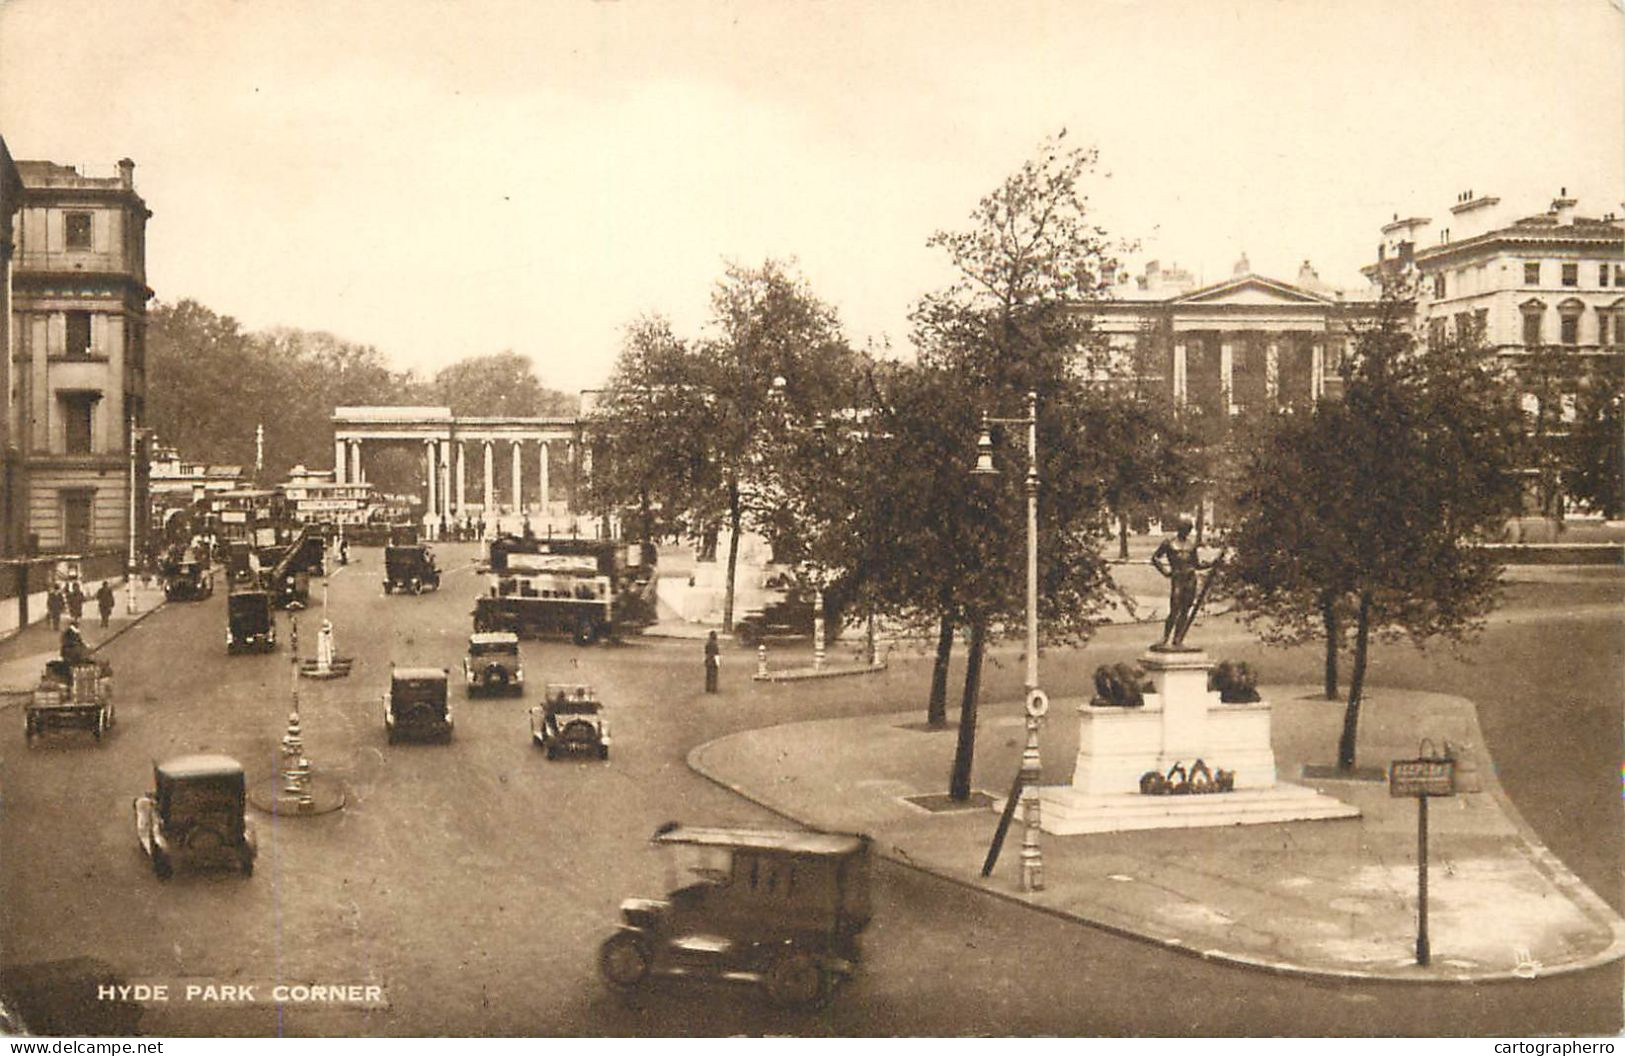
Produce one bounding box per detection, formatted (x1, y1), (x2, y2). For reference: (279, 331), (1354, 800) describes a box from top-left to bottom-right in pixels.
(1311, 341), (1325, 405)
(350, 441), (364, 484)
(424, 440), (437, 520)
(454, 443), (466, 518)
(1219, 340), (1234, 417)
(511, 441), (523, 513)
(483, 441), (495, 521)
(539, 441), (550, 508)
(1172, 341), (1187, 409)
(440, 441), (453, 523)
(1265, 340), (1280, 406)
(334, 438), (348, 485)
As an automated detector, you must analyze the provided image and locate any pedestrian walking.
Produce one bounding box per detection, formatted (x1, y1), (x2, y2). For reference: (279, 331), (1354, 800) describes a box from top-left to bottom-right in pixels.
(45, 586), (64, 631)
(704, 630), (720, 693)
(66, 581), (84, 624)
(96, 581), (115, 628)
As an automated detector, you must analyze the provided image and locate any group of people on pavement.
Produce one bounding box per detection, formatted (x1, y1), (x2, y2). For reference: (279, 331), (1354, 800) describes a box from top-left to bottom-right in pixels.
(46, 579), (117, 635)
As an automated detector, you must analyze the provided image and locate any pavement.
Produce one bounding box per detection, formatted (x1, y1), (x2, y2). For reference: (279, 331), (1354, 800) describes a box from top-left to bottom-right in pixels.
(0, 580), (168, 694)
(689, 676), (1625, 984)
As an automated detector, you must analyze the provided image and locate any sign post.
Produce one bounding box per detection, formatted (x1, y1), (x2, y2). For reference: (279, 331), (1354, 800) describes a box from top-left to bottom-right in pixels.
(1389, 740), (1456, 966)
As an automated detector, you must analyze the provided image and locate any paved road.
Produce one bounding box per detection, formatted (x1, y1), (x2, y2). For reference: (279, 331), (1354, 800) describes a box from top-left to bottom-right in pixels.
(1, 545), (1617, 1035)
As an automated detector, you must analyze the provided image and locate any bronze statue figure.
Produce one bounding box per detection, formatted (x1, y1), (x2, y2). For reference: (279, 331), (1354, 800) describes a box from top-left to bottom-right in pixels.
(1149, 517), (1221, 648)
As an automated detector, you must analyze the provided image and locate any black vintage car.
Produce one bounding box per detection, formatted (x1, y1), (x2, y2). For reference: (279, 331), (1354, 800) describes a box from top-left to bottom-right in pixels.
(598, 824), (873, 1007)
(383, 545), (440, 594)
(225, 590), (276, 654)
(384, 668), (453, 744)
(133, 755), (257, 879)
(162, 559), (214, 602)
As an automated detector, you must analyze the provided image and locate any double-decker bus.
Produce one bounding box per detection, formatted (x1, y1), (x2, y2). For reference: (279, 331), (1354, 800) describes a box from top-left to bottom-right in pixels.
(474, 537), (659, 643)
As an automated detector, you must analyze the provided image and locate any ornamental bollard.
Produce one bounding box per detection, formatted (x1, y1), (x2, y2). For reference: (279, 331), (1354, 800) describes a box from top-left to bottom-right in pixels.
(756, 643), (768, 679)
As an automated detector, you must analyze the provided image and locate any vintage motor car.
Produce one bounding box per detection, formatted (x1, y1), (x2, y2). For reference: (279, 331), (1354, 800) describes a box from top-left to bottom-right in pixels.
(383, 545), (441, 594)
(25, 658), (114, 744)
(529, 683), (609, 759)
(463, 632), (524, 696)
(597, 823), (873, 1007)
(133, 755), (257, 879)
(161, 559), (214, 602)
(225, 590), (276, 654)
(384, 667), (453, 743)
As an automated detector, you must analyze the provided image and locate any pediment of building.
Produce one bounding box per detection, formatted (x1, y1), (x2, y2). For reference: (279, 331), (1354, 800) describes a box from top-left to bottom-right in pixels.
(1173, 275), (1333, 307)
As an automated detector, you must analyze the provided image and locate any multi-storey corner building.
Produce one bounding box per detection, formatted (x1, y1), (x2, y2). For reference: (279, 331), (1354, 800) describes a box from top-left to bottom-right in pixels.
(0, 139), (22, 556)
(8, 156), (152, 556)
(1366, 189), (1624, 395)
(1091, 257), (1378, 438)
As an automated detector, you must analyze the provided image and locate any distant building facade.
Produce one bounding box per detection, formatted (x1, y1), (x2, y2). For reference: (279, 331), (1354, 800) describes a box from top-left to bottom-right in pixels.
(1092, 257), (1378, 436)
(8, 156), (152, 556)
(0, 139), (22, 556)
(1366, 189), (1624, 384)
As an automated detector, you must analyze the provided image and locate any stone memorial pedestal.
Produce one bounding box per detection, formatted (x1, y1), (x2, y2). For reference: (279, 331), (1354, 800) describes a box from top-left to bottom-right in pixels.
(1036, 646), (1357, 835)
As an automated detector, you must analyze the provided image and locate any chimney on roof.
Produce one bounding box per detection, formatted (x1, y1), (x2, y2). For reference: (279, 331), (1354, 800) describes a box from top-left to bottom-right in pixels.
(1233, 252), (1251, 276)
(117, 157), (134, 189)
(1551, 187), (1576, 225)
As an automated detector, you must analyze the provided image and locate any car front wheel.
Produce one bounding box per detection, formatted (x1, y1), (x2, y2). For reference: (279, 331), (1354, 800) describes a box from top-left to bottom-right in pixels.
(599, 932), (652, 989)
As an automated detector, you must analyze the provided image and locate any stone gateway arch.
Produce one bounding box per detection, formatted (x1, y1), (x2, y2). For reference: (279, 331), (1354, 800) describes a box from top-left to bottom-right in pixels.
(331, 405), (594, 537)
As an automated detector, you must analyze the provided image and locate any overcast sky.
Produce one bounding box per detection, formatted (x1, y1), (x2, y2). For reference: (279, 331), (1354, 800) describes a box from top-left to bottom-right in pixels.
(1, 0), (1620, 394)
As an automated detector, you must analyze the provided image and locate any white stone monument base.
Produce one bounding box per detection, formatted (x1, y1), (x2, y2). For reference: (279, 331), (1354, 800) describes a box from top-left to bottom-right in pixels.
(1033, 782), (1359, 835)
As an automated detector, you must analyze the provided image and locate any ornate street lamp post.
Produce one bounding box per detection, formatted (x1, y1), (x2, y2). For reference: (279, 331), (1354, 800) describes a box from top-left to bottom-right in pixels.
(973, 391), (1048, 892)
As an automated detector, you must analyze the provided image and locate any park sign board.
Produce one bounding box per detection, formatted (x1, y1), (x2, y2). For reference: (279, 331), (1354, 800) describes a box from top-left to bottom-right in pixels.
(1389, 756), (1456, 798)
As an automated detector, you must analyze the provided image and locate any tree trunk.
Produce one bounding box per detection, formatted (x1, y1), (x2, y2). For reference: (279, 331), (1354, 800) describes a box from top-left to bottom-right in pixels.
(1118, 514), (1130, 560)
(721, 485), (742, 634)
(1320, 593), (1339, 701)
(927, 612), (954, 727)
(949, 619), (986, 801)
(1337, 591), (1373, 772)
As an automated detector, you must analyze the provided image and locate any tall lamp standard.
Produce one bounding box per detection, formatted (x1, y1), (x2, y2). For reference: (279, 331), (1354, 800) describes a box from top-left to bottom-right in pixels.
(973, 390), (1048, 892)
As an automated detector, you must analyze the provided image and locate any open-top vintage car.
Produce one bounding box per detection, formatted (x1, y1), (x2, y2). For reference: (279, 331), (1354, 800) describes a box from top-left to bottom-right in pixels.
(529, 683), (608, 759)
(225, 590), (276, 654)
(385, 667), (453, 744)
(463, 632), (524, 696)
(133, 755), (257, 880)
(597, 823), (873, 1007)
(382, 545), (440, 595)
(25, 658), (114, 745)
(162, 559), (214, 602)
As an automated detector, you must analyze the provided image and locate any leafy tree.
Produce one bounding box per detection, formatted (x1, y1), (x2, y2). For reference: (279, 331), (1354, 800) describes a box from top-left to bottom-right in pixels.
(432, 351), (577, 417)
(1518, 339), (1587, 523)
(1567, 358), (1624, 518)
(585, 316), (719, 542)
(1227, 282), (1522, 771)
(696, 259), (861, 633)
(902, 132), (1126, 796)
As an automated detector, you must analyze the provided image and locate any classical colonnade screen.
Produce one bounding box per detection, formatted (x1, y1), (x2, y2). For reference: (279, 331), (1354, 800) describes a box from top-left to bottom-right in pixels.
(331, 406), (588, 527)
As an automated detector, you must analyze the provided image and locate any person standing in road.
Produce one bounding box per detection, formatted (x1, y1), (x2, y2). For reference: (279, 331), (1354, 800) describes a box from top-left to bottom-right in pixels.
(45, 586), (64, 631)
(96, 581), (115, 628)
(66, 580), (85, 625)
(704, 631), (720, 693)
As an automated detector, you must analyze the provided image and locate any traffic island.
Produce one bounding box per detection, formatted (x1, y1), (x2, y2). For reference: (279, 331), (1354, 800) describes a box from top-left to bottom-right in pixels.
(688, 684), (1625, 982)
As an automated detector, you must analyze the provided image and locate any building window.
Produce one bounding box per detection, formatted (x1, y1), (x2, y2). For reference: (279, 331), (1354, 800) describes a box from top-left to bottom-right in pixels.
(65, 311), (92, 357)
(1616, 265), (1624, 287)
(1474, 308), (1489, 340)
(61, 490), (95, 550)
(1559, 313), (1579, 346)
(1522, 309), (1543, 347)
(1428, 318), (1447, 348)
(1525, 262), (1541, 285)
(1562, 263), (1578, 287)
(1603, 264), (1612, 288)
(1601, 309), (1617, 347)
(64, 212), (92, 251)
(1454, 312), (1472, 339)
(60, 393), (97, 454)
(1433, 273), (1446, 299)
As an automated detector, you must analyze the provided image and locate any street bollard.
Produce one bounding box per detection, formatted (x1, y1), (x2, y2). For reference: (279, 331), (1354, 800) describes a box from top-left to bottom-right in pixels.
(756, 643), (768, 679)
